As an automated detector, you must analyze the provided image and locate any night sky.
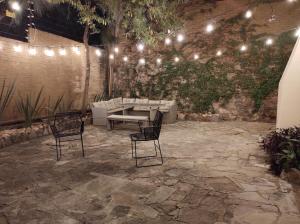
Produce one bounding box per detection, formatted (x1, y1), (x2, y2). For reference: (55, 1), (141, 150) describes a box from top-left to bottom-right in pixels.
(0, 1), (101, 45)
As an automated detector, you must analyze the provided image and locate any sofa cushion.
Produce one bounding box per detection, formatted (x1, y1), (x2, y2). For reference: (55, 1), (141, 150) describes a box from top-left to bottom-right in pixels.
(135, 98), (149, 105)
(133, 105), (151, 111)
(104, 99), (117, 110)
(113, 97), (123, 108)
(123, 98), (136, 105)
(149, 100), (161, 105)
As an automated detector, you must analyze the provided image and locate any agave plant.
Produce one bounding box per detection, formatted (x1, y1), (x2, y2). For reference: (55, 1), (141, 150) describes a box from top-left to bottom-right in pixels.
(16, 87), (44, 127)
(0, 80), (16, 121)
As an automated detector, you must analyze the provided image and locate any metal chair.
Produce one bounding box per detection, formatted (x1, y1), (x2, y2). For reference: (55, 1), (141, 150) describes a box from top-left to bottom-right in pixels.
(130, 111), (164, 167)
(49, 111), (85, 161)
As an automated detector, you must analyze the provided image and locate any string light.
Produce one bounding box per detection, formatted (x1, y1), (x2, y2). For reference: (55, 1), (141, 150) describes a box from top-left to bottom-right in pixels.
(265, 38), (274, 46)
(156, 58), (162, 64)
(240, 45), (248, 52)
(206, 24), (214, 33)
(123, 56), (128, 62)
(174, 57), (180, 62)
(295, 27), (300, 37)
(109, 54), (114, 60)
(245, 10), (253, 19)
(193, 54), (199, 60)
(167, 29), (171, 34)
(72, 46), (80, 55)
(137, 43), (144, 52)
(95, 49), (101, 57)
(216, 50), (222, 56)
(13, 45), (22, 52)
(11, 1), (21, 11)
(44, 48), (55, 57)
(138, 58), (146, 65)
(59, 48), (67, 56)
(165, 37), (172, 45)
(177, 34), (184, 42)
(287, 0), (298, 3)
(28, 47), (37, 55)
(114, 47), (119, 54)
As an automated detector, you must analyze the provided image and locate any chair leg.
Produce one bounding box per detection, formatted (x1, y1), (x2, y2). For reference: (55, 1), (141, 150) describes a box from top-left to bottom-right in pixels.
(131, 140), (134, 158)
(58, 138), (62, 158)
(134, 141), (138, 167)
(157, 139), (163, 164)
(55, 138), (60, 161)
(153, 140), (158, 157)
(80, 134), (85, 157)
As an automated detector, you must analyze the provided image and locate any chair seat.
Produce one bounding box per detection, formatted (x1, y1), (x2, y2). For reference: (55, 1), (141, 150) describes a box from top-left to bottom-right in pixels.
(130, 132), (157, 141)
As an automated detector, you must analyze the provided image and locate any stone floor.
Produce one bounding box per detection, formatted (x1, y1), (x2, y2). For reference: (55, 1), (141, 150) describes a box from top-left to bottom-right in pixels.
(0, 121), (299, 224)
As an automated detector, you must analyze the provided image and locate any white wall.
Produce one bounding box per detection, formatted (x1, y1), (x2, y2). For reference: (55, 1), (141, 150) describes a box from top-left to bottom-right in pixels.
(276, 36), (300, 129)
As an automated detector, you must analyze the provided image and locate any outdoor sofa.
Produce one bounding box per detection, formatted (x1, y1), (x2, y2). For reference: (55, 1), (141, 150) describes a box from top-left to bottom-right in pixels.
(91, 97), (177, 126)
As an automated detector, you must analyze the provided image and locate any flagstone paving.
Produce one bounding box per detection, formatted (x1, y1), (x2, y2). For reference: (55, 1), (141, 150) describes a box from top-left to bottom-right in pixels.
(0, 121), (299, 224)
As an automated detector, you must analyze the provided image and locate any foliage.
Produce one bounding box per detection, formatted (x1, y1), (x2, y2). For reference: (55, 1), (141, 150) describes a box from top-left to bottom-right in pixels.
(262, 127), (300, 175)
(44, 95), (64, 122)
(0, 80), (15, 121)
(16, 88), (44, 127)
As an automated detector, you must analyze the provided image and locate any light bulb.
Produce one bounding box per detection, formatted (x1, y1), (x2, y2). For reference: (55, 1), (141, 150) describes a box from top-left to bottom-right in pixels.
(59, 48), (66, 56)
(123, 56), (128, 62)
(95, 49), (101, 57)
(165, 37), (172, 45)
(44, 48), (55, 57)
(11, 1), (21, 11)
(13, 45), (22, 52)
(138, 58), (146, 65)
(177, 34), (184, 42)
(245, 10), (253, 19)
(193, 54), (199, 60)
(28, 47), (37, 55)
(240, 45), (248, 52)
(137, 43), (144, 52)
(72, 46), (80, 55)
(216, 50), (222, 56)
(156, 58), (162, 64)
(265, 38), (274, 46)
(109, 54), (114, 60)
(174, 57), (180, 62)
(114, 47), (119, 54)
(206, 24), (214, 33)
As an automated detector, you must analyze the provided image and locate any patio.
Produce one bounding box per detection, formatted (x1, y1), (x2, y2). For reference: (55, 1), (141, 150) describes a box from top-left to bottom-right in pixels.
(1, 121), (299, 224)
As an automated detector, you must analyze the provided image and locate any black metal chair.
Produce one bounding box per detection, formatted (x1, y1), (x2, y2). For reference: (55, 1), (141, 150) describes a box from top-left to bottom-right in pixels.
(130, 111), (164, 167)
(49, 111), (85, 161)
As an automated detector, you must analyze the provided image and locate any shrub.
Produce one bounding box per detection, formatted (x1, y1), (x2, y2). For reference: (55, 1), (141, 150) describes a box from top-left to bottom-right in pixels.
(262, 127), (300, 175)
(0, 80), (15, 121)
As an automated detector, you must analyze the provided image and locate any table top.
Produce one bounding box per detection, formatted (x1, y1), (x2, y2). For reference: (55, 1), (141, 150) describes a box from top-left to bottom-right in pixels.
(107, 115), (149, 121)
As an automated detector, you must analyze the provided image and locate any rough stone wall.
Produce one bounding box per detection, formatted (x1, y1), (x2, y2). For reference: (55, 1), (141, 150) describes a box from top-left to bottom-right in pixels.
(0, 28), (104, 122)
(114, 0), (300, 122)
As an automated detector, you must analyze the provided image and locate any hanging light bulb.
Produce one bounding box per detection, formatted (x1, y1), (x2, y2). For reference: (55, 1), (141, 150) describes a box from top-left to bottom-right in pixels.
(123, 56), (128, 62)
(44, 48), (55, 57)
(265, 38), (274, 46)
(137, 43), (144, 52)
(114, 47), (119, 54)
(138, 58), (146, 65)
(193, 54), (199, 60)
(216, 50), (222, 56)
(287, 0), (297, 3)
(240, 45), (248, 52)
(95, 49), (101, 57)
(13, 45), (22, 53)
(177, 34), (184, 42)
(28, 47), (37, 55)
(156, 58), (162, 64)
(245, 10), (253, 19)
(11, 1), (21, 11)
(165, 37), (172, 45)
(59, 48), (67, 56)
(206, 24), (214, 33)
(109, 54), (114, 60)
(72, 46), (80, 55)
(174, 57), (180, 63)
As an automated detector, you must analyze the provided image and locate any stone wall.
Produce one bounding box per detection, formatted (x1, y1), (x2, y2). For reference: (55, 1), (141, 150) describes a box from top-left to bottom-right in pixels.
(0, 28), (105, 122)
(113, 0), (300, 122)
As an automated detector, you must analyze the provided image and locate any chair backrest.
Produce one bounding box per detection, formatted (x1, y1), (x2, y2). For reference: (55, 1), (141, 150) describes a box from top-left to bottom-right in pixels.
(150, 111), (163, 139)
(51, 111), (84, 134)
